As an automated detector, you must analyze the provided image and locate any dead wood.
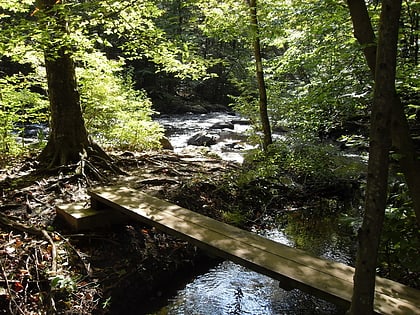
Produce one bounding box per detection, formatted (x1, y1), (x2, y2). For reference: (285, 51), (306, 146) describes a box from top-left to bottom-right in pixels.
(55, 232), (92, 276)
(138, 178), (181, 186)
(0, 213), (43, 236)
(41, 230), (57, 275)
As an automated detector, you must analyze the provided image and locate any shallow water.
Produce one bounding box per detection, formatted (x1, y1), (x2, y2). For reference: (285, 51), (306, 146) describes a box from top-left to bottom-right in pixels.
(151, 112), (356, 315)
(156, 112), (253, 163)
(152, 223), (354, 315)
(161, 261), (342, 315)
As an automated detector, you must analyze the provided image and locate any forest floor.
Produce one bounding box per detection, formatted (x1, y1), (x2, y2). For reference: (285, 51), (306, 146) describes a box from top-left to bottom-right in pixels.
(0, 150), (250, 315)
(2, 147), (417, 314)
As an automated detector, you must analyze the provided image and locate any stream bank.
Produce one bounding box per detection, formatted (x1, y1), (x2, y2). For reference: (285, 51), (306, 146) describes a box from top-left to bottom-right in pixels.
(0, 111), (367, 314)
(0, 146), (362, 314)
(0, 151), (242, 315)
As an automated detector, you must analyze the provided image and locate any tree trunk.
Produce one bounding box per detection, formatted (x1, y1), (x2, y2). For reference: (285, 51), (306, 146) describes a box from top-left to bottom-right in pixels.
(248, 0), (272, 150)
(347, 0), (420, 226)
(347, 0), (377, 75)
(348, 1), (402, 314)
(36, 1), (109, 168)
(38, 48), (89, 166)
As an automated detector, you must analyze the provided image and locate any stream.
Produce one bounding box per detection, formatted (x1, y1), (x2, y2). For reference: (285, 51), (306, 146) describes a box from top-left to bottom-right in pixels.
(157, 112), (254, 163)
(150, 112), (358, 315)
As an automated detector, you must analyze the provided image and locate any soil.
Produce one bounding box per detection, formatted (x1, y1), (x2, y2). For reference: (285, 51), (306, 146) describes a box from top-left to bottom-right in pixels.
(2, 147), (417, 314)
(0, 150), (239, 315)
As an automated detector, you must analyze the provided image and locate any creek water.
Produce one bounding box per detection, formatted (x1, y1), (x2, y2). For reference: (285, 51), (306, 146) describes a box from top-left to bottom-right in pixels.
(150, 215), (356, 315)
(150, 112), (358, 315)
(157, 112), (254, 163)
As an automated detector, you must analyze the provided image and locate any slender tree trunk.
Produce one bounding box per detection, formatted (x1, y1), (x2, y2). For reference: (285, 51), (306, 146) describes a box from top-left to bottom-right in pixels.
(248, 0), (272, 150)
(347, 0), (420, 226)
(348, 1), (402, 314)
(347, 0), (377, 74)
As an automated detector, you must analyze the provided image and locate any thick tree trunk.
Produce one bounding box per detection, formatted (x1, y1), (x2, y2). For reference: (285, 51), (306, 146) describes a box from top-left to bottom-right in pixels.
(36, 1), (109, 168)
(248, 0), (272, 150)
(347, 0), (420, 226)
(38, 48), (90, 167)
(348, 1), (402, 314)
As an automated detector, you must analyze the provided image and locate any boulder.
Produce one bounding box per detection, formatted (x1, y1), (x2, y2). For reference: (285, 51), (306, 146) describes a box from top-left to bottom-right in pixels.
(187, 132), (217, 146)
(231, 118), (251, 125)
(210, 121), (234, 130)
(160, 136), (174, 150)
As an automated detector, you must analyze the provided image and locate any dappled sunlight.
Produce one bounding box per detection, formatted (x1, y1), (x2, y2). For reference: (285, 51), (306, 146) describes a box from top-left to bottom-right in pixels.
(88, 185), (420, 315)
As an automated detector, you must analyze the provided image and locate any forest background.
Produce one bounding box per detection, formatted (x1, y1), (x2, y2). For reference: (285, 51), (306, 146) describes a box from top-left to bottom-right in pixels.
(0, 0), (419, 314)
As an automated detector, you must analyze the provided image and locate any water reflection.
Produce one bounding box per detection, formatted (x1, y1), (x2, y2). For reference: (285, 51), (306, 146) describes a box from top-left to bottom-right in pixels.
(152, 112), (355, 315)
(154, 226), (351, 315)
(279, 212), (357, 266)
(163, 261), (341, 315)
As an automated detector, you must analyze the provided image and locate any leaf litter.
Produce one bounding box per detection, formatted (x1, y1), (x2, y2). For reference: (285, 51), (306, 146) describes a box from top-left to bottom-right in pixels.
(0, 151), (236, 314)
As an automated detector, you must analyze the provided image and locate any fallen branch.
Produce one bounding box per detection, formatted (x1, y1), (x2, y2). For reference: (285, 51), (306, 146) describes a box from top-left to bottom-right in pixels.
(0, 260), (25, 315)
(0, 213), (43, 236)
(41, 230), (57, 275)
(55, 232), (92, 276)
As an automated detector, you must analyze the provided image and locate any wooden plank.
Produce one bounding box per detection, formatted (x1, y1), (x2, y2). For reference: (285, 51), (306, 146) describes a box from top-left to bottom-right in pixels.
(56, 202), (128, 231)
(89, 185), (420, 315)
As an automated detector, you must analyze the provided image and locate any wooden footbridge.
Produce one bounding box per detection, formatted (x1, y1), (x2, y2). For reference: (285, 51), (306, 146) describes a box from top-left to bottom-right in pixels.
(70, 185), (419, 314)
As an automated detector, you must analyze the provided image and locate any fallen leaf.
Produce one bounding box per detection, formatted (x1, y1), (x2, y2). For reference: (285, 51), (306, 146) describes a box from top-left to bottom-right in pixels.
(13, 282), (24, 293)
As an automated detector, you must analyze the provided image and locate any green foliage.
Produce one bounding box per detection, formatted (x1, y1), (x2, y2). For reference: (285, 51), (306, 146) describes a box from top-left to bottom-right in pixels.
(193, 0), (248, 43)
(148, 41), (216, 80)
(217, 135), (367, 223)
(202, 0), (373, 140)
(50, 275), (77, 293)
(0, 72), (48, 156)
(282, 210), (356, 258)
(264, 1), (371, 136)
(222, 210), (248, 226)
(0, 0), (218, 160)
(379, 177), (420, 286)
(95, 0), (215, 80)
(397, 62), (419, 121)
(78, 52), (163, 151)
(240, 136), (365, 186)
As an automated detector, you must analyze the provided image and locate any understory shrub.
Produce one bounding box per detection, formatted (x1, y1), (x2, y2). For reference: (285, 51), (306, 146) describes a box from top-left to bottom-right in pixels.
(78, 52), (163, 150)
(0, 74), (49, 158)
(379, 176), (420, 288)
(240, 135), (366, 187)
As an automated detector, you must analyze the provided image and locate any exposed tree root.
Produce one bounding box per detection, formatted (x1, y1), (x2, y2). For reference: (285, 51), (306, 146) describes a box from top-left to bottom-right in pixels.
(0, 213), (43, 236)
(37, 140), (127, 182)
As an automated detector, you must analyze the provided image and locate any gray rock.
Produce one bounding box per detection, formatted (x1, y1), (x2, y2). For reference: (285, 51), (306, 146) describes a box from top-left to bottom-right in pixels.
(187, 132), (217, 146)
(210, 121), (234, 130)
(160, 136), (174, 150)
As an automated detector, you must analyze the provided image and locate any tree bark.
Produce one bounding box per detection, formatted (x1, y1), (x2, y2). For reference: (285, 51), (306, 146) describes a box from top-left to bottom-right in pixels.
(347, 1), (402, 314)
(347, 0), (377, 75)
(347, 0), (420, 226)
(38, 47), (90, 166)
(36, 0), (109, 168)
(248, 0), (272, 150)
